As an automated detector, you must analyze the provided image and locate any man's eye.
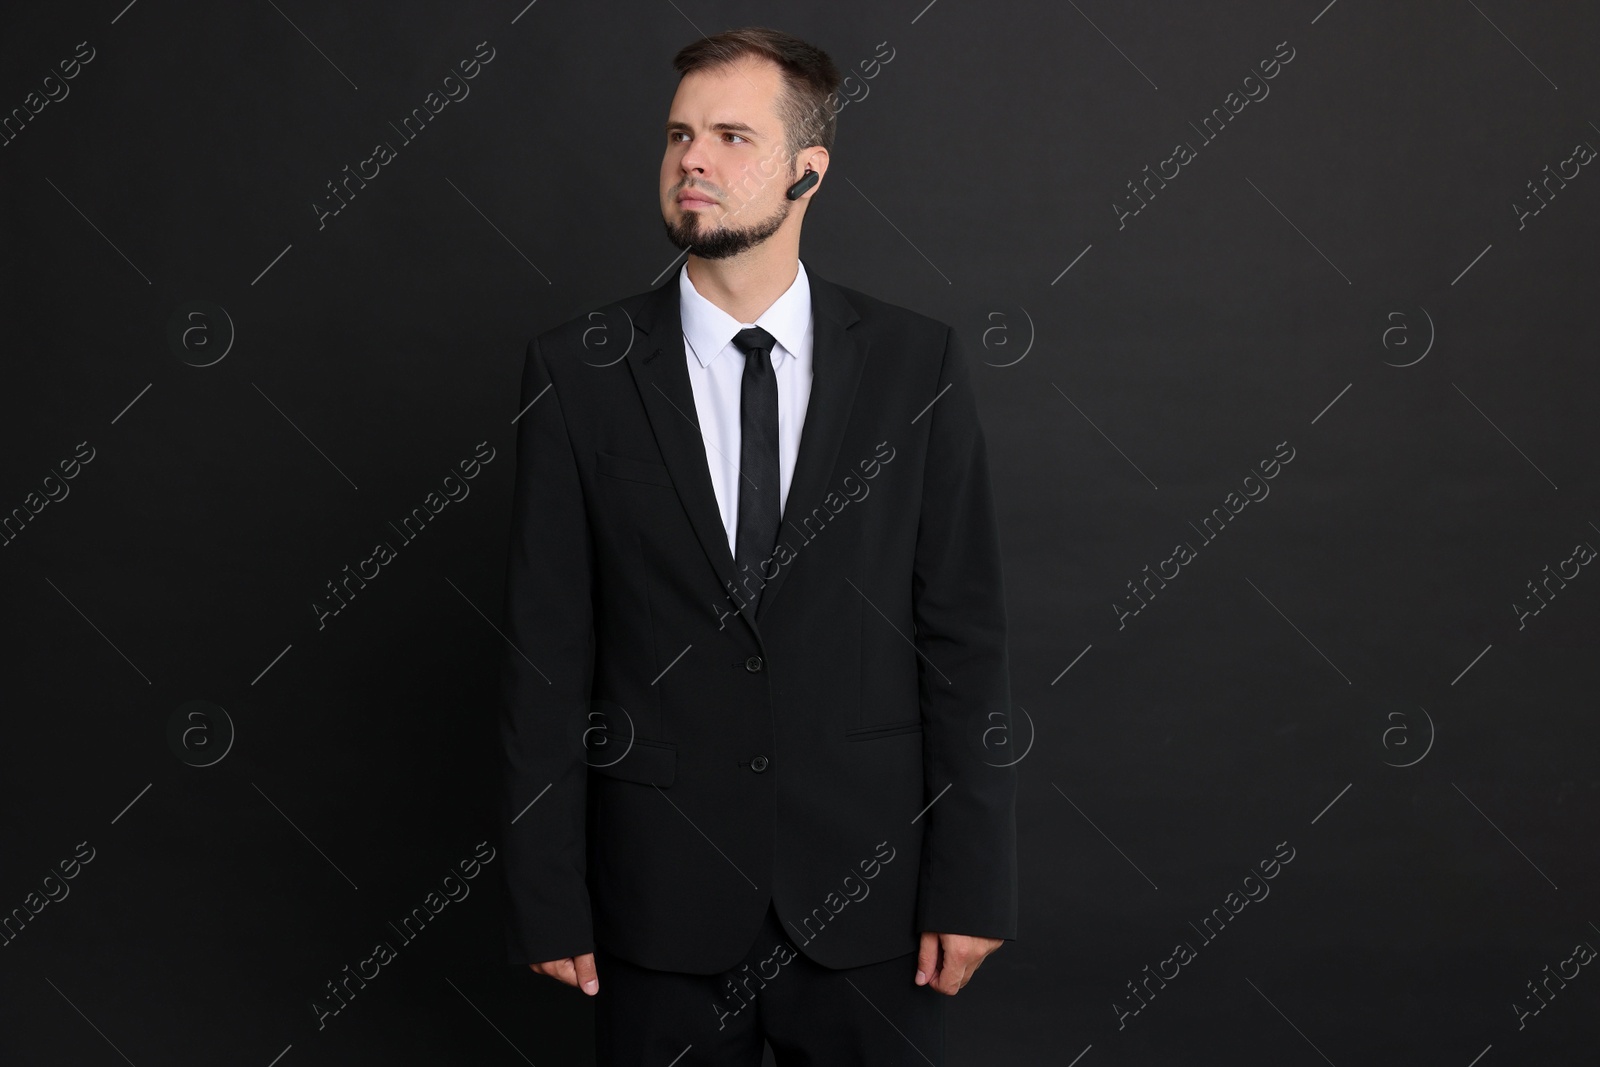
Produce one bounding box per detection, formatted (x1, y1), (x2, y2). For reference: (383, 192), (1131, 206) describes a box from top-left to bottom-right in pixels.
(668, 131), (746, 144)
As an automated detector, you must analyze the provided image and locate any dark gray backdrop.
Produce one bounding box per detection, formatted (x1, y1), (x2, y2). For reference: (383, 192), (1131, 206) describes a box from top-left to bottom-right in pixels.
(3, 1), (1597, 1063)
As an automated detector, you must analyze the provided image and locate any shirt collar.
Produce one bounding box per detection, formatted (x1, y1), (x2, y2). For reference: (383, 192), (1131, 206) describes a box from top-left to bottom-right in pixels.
(679, 259), (812, 368)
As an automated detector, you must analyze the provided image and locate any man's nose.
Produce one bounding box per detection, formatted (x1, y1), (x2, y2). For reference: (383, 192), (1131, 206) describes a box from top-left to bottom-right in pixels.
(678, 134), (714, 174)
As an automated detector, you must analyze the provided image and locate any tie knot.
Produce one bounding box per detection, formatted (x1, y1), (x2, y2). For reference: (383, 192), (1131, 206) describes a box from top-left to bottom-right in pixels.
(731, 326), (776, 358)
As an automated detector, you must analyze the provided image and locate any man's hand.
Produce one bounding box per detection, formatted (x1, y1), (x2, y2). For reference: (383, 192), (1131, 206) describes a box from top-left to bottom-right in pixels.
(915, 932), (1004, 995)
(529, 952), (599, 995)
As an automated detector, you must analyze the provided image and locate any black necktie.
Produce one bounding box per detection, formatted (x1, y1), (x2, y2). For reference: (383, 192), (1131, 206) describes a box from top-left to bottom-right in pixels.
(732, 326), (780, 613)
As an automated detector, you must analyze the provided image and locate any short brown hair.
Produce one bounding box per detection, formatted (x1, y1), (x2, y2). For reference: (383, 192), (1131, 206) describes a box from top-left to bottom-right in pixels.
(672, 27), (843, 163)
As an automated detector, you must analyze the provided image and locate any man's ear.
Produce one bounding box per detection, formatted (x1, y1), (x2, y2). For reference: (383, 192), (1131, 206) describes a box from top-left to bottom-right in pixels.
(795, 147), (829, 198)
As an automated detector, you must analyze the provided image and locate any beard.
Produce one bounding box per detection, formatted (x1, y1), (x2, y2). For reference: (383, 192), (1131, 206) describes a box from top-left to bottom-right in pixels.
(663, 190), (793, 260)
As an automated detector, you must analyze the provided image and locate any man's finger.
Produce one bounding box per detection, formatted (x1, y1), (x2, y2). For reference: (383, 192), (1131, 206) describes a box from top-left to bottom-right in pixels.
(953, 951), (983, 992)
(574, 952), (599, 995)
(932, 954), (969, 995)
(529, 957), (577, 988)
(915, 932), (940, 986)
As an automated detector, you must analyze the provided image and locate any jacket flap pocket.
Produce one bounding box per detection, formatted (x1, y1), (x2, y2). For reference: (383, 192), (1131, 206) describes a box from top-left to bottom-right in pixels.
(846, 718), (923, 742)
(586, 731), (676, 786)
(596, 450), (675, 488)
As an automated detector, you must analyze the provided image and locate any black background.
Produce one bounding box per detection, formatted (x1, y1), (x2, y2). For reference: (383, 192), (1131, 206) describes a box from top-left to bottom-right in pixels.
(2, 1), (1598, 1063)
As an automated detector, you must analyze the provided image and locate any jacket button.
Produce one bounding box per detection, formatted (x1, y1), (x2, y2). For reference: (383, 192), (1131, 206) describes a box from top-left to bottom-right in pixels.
(750, 755), (769, 772)
(745, 656), (763, 672)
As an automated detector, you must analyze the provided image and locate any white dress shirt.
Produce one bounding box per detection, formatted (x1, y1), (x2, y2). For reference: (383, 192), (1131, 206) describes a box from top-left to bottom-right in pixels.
(679, 259), (814, 557)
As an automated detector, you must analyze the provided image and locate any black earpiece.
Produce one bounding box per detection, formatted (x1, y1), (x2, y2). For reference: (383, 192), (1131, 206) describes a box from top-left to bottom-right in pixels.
(785, 167), (819, 200)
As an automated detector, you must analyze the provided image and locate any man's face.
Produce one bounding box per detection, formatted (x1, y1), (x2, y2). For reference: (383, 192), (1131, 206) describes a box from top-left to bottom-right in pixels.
(660, 57), (802, 260)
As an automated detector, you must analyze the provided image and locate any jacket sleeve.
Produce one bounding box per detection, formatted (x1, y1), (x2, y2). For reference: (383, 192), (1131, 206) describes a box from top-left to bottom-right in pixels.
(497, 335), (597, 965)
(911, 324), (1019, 942)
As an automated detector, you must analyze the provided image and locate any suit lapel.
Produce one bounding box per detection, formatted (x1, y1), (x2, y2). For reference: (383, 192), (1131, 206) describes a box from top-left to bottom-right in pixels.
(625, 264), (866, 636)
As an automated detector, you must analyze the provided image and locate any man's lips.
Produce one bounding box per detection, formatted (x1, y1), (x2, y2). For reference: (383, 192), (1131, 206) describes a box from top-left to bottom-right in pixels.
(678, 193), (717, 209)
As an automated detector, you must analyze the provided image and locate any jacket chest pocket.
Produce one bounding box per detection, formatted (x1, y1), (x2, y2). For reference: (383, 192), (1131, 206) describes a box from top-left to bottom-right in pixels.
(596, 450), (675, 488)
(593, 450), (691, 561)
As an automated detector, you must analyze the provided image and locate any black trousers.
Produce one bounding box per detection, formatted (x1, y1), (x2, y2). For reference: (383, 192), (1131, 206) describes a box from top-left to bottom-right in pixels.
(594, 901), (945, 1065)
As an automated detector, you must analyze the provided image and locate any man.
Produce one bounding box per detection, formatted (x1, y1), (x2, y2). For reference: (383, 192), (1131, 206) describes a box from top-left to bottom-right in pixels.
(497, 26), (1017, 1065)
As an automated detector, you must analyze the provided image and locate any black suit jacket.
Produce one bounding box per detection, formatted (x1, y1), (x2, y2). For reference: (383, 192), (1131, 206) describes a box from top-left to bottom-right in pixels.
(497, 265), (1017, 974)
